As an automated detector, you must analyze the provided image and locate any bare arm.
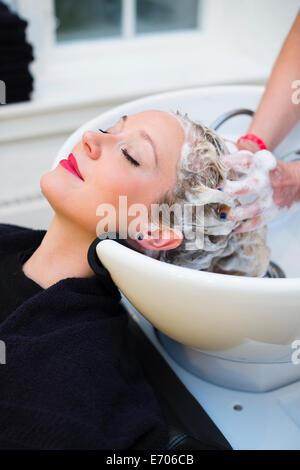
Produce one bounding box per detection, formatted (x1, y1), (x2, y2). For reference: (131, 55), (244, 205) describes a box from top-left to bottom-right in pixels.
(239, 9), (300, 153)
(223, 11), (300, 232)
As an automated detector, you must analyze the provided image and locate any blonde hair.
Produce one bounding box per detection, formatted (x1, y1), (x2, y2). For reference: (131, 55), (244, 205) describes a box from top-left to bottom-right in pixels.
(147, 111), (270, 277)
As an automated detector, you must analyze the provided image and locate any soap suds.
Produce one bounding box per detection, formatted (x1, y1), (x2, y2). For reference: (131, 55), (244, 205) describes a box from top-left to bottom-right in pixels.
(150, 111), (277, 277)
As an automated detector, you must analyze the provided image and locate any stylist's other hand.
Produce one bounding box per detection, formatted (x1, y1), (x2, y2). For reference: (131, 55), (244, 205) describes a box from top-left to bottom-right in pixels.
(219, 150), (300, 233)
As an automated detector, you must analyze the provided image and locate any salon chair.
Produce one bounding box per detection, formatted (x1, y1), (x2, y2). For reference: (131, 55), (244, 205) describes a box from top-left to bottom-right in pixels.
(53, 86), (300, 450)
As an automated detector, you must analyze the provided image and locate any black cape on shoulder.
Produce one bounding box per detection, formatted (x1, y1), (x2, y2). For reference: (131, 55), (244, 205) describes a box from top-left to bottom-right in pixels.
(0, 223), (168, 450)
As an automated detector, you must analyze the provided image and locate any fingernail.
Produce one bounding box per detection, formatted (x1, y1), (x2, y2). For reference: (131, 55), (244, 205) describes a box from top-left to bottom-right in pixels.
(220, 212), (227, 220)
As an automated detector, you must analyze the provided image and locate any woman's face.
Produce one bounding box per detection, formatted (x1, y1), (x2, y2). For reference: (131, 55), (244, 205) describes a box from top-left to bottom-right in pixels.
(41, 110), (185, 236)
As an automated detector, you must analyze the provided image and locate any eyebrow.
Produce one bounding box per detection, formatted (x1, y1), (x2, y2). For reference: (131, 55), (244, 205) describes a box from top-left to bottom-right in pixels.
(119, 115), (158, 167)
(139, 130), (158, 167)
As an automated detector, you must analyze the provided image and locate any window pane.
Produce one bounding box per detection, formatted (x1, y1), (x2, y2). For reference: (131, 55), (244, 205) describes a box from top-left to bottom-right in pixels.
(136, 0), (200, 34)
(55, 0), (122, 42)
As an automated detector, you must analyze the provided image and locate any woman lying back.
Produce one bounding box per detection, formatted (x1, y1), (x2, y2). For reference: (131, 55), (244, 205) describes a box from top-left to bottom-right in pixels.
(0, 109), (274, 450)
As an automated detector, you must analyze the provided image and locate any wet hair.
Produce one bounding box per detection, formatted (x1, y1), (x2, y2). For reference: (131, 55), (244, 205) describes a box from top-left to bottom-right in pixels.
(146, 111), (270, 277)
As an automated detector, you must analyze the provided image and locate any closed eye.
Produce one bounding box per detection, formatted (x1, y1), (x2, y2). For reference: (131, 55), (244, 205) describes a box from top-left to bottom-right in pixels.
(98, 128), (139, 167)
(121, 148), (140, 167)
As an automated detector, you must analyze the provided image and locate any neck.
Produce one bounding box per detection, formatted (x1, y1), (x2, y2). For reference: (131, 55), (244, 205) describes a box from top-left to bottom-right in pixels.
(22, 213), (96, 289)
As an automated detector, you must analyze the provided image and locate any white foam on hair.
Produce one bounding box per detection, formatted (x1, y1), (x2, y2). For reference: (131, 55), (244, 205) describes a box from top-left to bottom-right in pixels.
(150, 111), (272, 277)
(228, 147), (294, 224)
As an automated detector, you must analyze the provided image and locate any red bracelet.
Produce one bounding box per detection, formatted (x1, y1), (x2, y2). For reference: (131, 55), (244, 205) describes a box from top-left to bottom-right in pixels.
(236, 133), (268, 150)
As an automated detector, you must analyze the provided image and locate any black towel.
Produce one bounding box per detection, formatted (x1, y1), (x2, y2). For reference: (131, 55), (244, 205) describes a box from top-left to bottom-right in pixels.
(0, 1), (34, 104)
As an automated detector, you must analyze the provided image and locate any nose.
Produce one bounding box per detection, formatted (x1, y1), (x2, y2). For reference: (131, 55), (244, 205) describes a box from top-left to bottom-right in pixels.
(82, 131), (102, 160)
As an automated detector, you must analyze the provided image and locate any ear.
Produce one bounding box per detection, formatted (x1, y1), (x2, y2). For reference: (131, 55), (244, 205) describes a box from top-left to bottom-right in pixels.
(136, 225), (183, 251)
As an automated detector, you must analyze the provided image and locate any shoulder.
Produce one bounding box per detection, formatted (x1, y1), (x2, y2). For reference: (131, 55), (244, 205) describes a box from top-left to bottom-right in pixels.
(0, 222), (30, 236)
(0, 223), (46, 254)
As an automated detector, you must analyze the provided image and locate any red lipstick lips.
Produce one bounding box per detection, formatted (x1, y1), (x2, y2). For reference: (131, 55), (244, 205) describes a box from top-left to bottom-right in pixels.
(59, 153), (84, 181)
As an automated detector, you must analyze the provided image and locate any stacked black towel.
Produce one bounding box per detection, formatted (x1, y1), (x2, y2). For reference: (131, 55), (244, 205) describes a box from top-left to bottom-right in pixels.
(0, 1), (34, 104)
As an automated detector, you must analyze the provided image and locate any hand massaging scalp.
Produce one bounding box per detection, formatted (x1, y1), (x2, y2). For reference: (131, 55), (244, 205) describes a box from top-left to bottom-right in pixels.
(162, 111), (277, 277)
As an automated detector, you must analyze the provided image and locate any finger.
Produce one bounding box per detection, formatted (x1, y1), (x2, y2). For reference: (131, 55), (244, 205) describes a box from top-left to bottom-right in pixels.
(228, 201), (263, 221)
(219, 151), (253, 172)
(233, 216), (263, 233)
(223, 176), (260, 196)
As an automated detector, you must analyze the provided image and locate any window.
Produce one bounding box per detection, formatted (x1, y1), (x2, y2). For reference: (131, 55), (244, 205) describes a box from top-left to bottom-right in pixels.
(4, 0), (277, 109)
(2, 0), (207, 105)
(55, 0), (201, 42)
(55, 0), (122, 42)
(1, 0), (297, 121)
(136, 0), (199, 34)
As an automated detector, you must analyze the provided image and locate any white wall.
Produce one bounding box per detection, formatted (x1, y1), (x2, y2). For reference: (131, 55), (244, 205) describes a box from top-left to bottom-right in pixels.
(210, 0), (300, 66)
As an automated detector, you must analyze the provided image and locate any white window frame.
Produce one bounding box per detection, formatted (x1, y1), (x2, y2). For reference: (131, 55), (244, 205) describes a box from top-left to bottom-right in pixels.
(4, 0), (293, 117)
(7, 0), (205, 71)
(2, 0), (219, 106)
(5, 0), (297, 144)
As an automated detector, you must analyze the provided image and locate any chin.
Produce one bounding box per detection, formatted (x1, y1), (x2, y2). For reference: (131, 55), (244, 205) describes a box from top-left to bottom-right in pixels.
(40, 169), (68, 214)
(40, 171), (98, 236)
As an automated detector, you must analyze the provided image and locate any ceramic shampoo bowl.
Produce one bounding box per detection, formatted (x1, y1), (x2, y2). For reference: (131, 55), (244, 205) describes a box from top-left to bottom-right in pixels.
(53, 86), (300, 390)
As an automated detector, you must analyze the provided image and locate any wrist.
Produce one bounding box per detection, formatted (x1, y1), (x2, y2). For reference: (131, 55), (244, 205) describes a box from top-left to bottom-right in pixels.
(237, 133), (268, 152)
(236, 139), (262, 153)
(272, 160), (300, 207)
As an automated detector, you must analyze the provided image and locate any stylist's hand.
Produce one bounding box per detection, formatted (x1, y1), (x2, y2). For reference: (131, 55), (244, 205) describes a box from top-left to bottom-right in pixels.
(219, 149), (300, 233)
